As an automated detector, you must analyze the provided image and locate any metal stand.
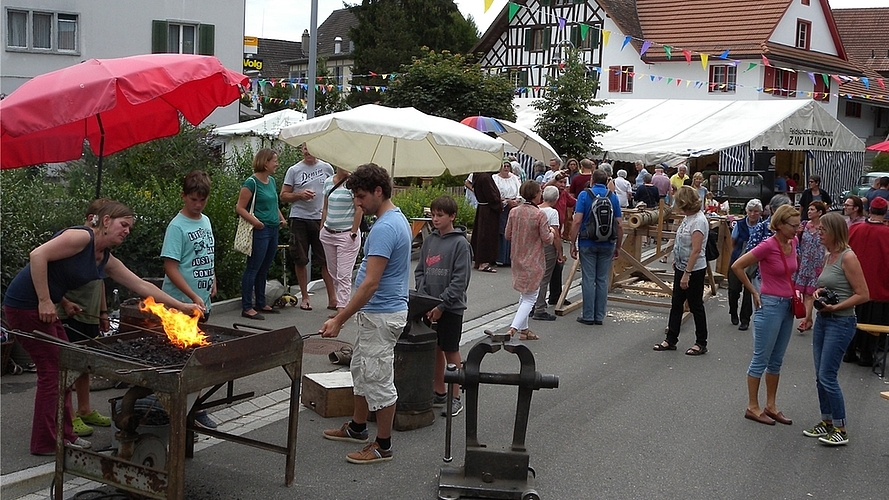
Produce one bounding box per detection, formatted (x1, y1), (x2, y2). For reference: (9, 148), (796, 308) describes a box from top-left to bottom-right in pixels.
(438, 330), (558, 500)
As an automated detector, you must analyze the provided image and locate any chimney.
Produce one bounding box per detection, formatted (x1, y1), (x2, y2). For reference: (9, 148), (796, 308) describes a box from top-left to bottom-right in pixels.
(334, 36), (342, 54)
(301, 29), (309, 56)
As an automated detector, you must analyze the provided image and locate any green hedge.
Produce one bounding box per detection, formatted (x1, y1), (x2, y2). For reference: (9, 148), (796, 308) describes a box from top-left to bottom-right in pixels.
(391, 186), (475, 229)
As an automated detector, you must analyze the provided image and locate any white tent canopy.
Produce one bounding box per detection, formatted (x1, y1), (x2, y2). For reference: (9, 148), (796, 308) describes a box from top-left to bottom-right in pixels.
(513, 98), (864, 166)
(216, 109), (307, 138)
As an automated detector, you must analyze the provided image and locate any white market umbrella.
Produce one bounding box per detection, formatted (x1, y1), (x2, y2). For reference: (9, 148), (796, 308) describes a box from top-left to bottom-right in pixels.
(278, 104), (504, 176)
(496, 118), (560, 162)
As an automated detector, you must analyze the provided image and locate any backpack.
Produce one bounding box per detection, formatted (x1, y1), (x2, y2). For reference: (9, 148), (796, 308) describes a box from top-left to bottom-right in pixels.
(579, 188), (616, 242)
(705, 227), (720, 261)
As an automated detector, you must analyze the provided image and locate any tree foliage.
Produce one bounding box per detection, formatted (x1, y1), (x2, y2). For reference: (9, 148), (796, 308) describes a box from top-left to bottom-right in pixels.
(532, 48), (613, 160)
(383, 48), (515, 122)
(347, 0), (479, 107)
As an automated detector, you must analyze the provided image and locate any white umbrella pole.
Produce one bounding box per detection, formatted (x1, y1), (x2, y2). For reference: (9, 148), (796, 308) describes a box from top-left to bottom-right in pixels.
(391, 137), (397, 178)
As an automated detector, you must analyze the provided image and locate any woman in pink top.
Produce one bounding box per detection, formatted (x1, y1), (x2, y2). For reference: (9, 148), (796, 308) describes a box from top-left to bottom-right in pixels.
(504, 181), (554, 341)
(731, 205), (801, 426)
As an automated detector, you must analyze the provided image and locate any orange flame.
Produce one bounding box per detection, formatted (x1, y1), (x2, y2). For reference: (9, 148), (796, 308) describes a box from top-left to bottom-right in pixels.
(138, 297), (208, 349)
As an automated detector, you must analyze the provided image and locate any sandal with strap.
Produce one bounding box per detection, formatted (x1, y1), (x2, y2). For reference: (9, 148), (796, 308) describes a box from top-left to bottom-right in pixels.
(519, 329), (540, 341)
(653, 340), (676, 351)
(685, 344), (708, 356)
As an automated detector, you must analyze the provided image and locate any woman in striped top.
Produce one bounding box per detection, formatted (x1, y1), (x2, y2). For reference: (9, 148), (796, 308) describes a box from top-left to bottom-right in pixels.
(320, 166), (364, 316)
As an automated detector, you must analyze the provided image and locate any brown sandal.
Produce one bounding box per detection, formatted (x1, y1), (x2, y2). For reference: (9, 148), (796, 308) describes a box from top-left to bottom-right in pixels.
(519, 329), (540, 341)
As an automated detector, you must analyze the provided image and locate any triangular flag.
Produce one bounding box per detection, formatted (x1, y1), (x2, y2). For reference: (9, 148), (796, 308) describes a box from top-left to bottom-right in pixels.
(649, 75), (656, 82)
(719, 49), (730, 60)
(622, 36), (632, 51)
(656, 76), (663, 82)
(878, 78), (886, 90)
(508, 2), (520, 22)
(700, 53), (709, 69)
(640, 40), (651, 55)
(682, 49), (692, 64)
(831, 74), (842, 84)
(558, 17), (566, 30)
(676, 79), (682, 86)
(664, 46), (672, 59)
(862, 77), (870, 89)
(484, 0), (494, 13)
(761, 55), (771, 67)
(602, 30), (611, 47)
(580, 24), (589, 40)
(745, 62), (757, 72)
(807, 72), (816, 85)
(667, 78), (673, 85)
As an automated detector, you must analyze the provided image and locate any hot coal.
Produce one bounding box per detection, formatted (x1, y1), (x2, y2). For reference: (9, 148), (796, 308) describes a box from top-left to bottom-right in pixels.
(105, 333), (233, 367)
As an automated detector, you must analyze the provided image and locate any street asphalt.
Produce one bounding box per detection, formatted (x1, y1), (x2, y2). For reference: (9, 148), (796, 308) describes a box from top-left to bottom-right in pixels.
(2, 252), (887, 499)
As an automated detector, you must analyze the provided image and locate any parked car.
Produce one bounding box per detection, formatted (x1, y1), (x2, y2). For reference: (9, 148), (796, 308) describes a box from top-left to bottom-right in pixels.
(843, 171), (886, 198)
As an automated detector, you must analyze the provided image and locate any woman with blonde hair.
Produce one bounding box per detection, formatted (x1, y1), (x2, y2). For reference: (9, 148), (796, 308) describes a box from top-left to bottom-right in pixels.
(731, 204), (800, 425)
(802, 213), (869, 445)
(237, 148), (288, 320)
(654, 186), (709, 355)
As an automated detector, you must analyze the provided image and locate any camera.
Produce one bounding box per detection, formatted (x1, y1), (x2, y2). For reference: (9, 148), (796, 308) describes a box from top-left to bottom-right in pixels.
(813, 289), (840, 310)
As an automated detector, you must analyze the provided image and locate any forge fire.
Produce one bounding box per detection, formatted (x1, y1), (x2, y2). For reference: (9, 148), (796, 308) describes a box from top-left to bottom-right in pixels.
(138, 296), (208, 349)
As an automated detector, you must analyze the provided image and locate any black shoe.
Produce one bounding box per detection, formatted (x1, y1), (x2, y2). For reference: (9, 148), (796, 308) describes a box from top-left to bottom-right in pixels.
(730, 313), (739, 326)
(857, 357), (874, 367)
(576, 317), (596, 325)
(241, 311), (265, 320)
(843, 353), (859, 363)
(593, 320), (603, 325)
(532, 312), (557, 321)
(738, 323), (749, 331)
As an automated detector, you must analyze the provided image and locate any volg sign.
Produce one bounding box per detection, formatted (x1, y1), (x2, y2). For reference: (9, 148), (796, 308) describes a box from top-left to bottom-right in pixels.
(243, 58), (263, 72)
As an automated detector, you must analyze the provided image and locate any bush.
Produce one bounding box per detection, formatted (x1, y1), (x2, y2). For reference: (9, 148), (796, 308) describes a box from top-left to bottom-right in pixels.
(391, 186), (475, 229)
(872, 153), (889, 172)
(0, 125), (306, 305)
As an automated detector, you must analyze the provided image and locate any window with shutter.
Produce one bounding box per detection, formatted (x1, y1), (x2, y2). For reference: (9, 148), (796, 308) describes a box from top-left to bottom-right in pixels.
(608, 65), (619, 92)
(763, 66), (776, 95)
(543, 27), (551, 50)
(198, 24), (215, 55)
(813, 74), (829, 102)
(525, 28), (533, 51)
(152, 20), (168, 53)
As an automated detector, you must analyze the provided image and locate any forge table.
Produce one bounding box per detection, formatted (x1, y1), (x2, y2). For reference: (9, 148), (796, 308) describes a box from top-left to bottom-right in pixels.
(49, 324), (303, 500)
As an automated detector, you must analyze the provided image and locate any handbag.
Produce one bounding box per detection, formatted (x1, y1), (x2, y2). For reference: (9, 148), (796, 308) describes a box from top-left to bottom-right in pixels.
(234, 177), (257, 256)
(780, 241), (806, 319)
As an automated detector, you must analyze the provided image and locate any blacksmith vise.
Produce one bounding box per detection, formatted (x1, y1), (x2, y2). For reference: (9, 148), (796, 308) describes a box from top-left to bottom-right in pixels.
(438, 330), (559, 500)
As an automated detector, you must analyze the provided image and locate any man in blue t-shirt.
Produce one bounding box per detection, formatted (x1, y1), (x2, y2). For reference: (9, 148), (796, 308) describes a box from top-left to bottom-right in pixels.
(569, 169), (623, 325)
(320, 162), (411, 465)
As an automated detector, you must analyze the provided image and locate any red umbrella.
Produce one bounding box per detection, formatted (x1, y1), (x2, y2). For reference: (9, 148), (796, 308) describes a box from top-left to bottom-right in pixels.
(1, 54), (247, 196)
(866, 140), (889, 153)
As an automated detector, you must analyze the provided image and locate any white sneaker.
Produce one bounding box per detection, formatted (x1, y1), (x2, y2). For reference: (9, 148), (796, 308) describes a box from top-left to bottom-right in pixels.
(69, 437), (91, 450)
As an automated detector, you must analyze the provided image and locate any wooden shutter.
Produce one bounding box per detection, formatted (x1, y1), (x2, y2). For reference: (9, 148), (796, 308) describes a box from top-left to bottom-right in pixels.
(763, 66), (775, 95)
(787, 71), (797, 96)
(608, 65), (619, 92)
(540, 0), (552, 6)
(543, 27), (551, 50)
(519, 70), (528, 87)
(570, 26), (579, 47)
(151, 20), (168, 53)
(198, 24), (215, 55)
(525, 28), (533, 51)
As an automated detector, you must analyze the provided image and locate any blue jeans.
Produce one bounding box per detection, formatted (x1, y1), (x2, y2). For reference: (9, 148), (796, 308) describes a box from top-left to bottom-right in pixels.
(747, 294), (794, 378)
(241, 225), (279, 312)
(579, 244), (614, 322)
(812, 313), (857, 428)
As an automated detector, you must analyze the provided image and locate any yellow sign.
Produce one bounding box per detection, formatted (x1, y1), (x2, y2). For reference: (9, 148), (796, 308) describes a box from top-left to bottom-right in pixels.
(243, 58), (263, 71)
(244, 36), (259, 55)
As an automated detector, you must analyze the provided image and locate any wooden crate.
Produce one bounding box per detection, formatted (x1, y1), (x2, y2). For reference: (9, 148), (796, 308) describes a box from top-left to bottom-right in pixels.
(301, 372), (354, 418)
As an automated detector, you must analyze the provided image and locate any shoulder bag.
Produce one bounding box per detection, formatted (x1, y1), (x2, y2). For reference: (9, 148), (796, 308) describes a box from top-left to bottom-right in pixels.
(234, 177), (258, 256)
(780, 241), (806, 319)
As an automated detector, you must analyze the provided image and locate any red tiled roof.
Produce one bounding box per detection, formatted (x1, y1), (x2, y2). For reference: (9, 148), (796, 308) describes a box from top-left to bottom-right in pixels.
(832, 8), (889, 76)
